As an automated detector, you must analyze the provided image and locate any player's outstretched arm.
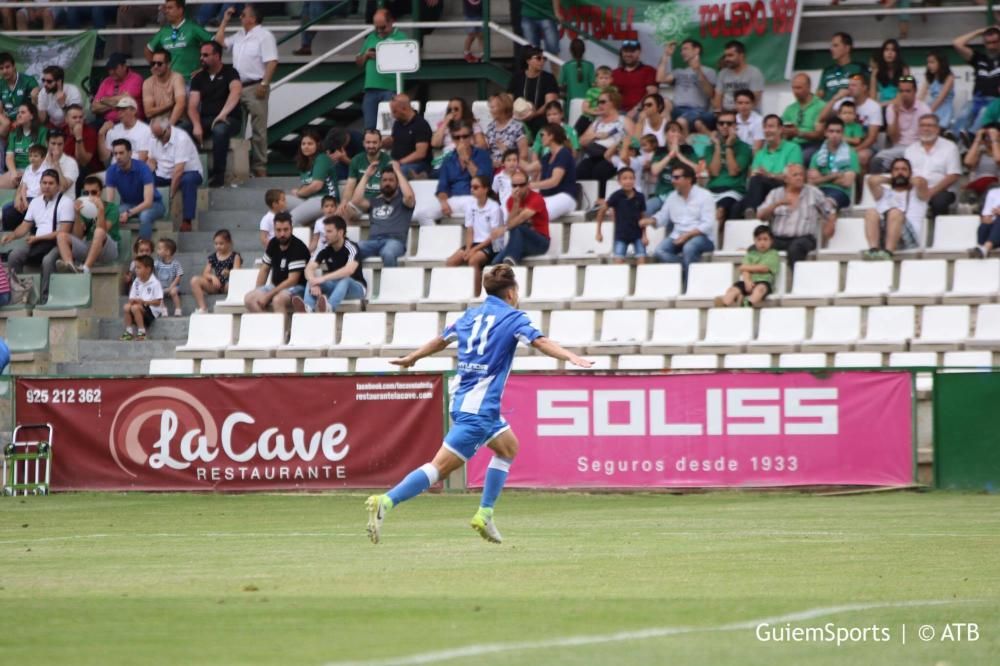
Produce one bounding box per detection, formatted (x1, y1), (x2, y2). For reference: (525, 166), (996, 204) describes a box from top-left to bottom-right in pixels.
(532, 337), (593, 368)
(391, 336), (450, 367)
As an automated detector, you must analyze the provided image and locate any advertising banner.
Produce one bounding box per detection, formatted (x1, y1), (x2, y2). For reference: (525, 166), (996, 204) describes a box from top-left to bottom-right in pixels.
(14, 375), (444, 491)
(933, 372), (1000, 490)
(468, 372), (913, 488)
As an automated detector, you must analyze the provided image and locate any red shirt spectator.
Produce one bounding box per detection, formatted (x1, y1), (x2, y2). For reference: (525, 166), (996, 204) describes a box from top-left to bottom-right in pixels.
(506, 188), (550, 238)
(92, 54), (145, 124)
(65, 124), (101, 175)
(613, 41), (658, 113)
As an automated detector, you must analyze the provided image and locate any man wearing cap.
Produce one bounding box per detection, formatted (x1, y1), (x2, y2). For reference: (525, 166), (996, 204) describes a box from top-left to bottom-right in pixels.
(99, 97), (154, 164)
(148, 116), (204, 232)
(145, 0), (214, 80)
(612, 40), (658, 119)
(91, 54), (145, 126)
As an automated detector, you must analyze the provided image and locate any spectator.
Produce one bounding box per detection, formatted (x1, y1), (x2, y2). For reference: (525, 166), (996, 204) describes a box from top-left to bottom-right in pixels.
(485, 92), (529, 169)
(734, 89), (764, 151)
(528, 100), (579, 170)
(491, 167), (550, 265)
(142, 49), (186, 128)
(258, 188), (286, 249)
(641, 163), (716, 281)
(113, 5), (163, 62)
(215, 4), (278, 178)
(354, 9), (407, 131)
(446, 174), (505, 296)
(920, 51), (955, 131)
(462, 0), (485, 63)
(631, 93), (670, 146)
(353, 160), (415, 267)
(121, 255), (165, 341)
(870, 39), (909, 106)
(190, 229), (242, 313)
(195, 2), (237, 27)
(781, 73), (826, 167)
(577, 66), (615, 135)
(154, 237), (184, 316)
(149, 116), (204, 232)
(808, 118), (859, 211)
(903, 114), (961, 217)
(508, 47), (560, 135)
(596, 167), (647, 264)
(530, 123), (577, 220)
(15, 1), (61, 30)
(817, 32), (868, 100)
(872, 76), (931, 173)
(294, 1), (347, 57)
(294, 215), (368, 313)
(186, 41), (242, 188)
(387, 93), (432, 179)
(951, 26), (1000, 138)
(123, 238), (154, 293)
(244, 212), (309, 313)
(309, 195), (338, 255)
(658, 39), (716, 133)
(616, 133), (658, 197)
(54, 175), (120, 274)
(42, 130), (79, 194)
(286, 127), (338, 227)
(105, 138), (166, 241)
(415, 121), (492, 225)
(1, 144), (45, 231)
(714, 225), (779, 307)
(431, 98), (488, 170)
(493, 148), (520, 213)
(863, 158), (929, 259)
(742, 115), (803, 218)
(560, 38), (595, 103)
(759, 163), (836, 270)
(972, 185), (1000, 258)
(36, 66), (82, 129)
(822, 74), (881, 172)
(0, 52), (39, 142)
(91, 54), (145, 125)
(63, 105), (101, 178)
(66, 4), (112, 44)
(647, 121), (698, 215)
(99, 97), (153, 164)
(578, 89), (628, 198)
(520, 0), (561, 76)
(340, 128), (391, 220)
(704, 109), (753, 224)
(613, 40), (658, 119)
(714, 40), (764, 112)
(963, 126), (1000, 204)
(145, 0), (214, 79)
(0, 102), (46, 189)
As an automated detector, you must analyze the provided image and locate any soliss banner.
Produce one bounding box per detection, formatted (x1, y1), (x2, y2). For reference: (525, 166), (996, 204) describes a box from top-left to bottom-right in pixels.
(467, 372), (914, 488)
(14, 375), (444, 491)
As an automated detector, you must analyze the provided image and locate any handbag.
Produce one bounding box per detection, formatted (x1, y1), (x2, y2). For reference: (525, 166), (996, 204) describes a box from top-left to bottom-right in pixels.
(7, 267), (35, 305)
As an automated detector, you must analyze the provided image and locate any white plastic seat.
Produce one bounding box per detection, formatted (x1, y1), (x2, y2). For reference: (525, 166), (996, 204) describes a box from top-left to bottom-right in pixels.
(251, 358), (298, 374)
(888, 352), (937, 393)
(573, 264), (630, 309)
(149, 358), (195, 375)
(832, 352), (883, 367)
(175, 313), (235, 358)
(925, 215), (981, 257)
(408, 181), (439, 219)
(418, 266), (475, 311)
(562, 222), (613, 261)
(856, 306), (915, 351)
(777, 352), (827, 368)
(512, 355), (559, 370)
(354, 356), (401, 373)
(303, 357), (350, 373)
(802, 306), (861, 351)
(834, 260), (894, 305)
(423, 100), (449, 130)
(578, 180), (599, 209)
(292, 226), (311, 246)
(781, 261), (840, 306)
(199, 358), (247, 375)
(523, 223), (564, 265)
(641, 308), (701, 354)
(723, 353), (772, 369)
(944, 258), (1000, 304)
(715, 219), (758, 259)
(225, 313), (286, 358)
(854, 176), (878, 211)
(694, 308), (754, 353)
(623, 263), (682, 307)
(747, 307), (807, 352)
(213, 269), (260, 313)
(404, 226), (463, 266)
(966, 304), (1000, 349)
(888, 259), (946, 305)
(910, 305), (970, 351)
(676, 263), (733, 307)
(670, 354), (719, 369)
(617, 354), (666, 369)
(567, 98), (585, 127)
(277, 313), (336, 358)
(521, 264), (578, 309)
(942, 350), (993, 368)
(410, 356), (455, 372)
(368, 267), (425, 311)
(331, 311), (387, 357)
(587, 309), (648, 354)
(380, 312), (440, 356)
(547, 310), (596, 351)
(567, 354), (611, 370)
(819, 218), (867, 259)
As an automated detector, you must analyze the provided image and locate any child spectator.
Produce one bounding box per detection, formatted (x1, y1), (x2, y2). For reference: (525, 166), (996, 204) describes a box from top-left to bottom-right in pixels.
(154, 238), (183, 316)
(190, 229), (243, 313)
(612, 135), (657, 196)
(1, 144), (46, 231)
(577, 66), (616, 135)
(259, 188), (286, 250)
(838, 101), (865, 149)
(492, 149), (519, 216)
(920, 51), (955, 130)
(971, 186), (1000, 258)
(123, 237), (153, 294)
(310, 195), (339, 255)
(121, 255), (165, 340)
(462, 0), (484, 63)
(445, 175), (505, 296)
(596, 167), (648, 264)
(714, 225), (779, 307)
(529, 101), (580, 160)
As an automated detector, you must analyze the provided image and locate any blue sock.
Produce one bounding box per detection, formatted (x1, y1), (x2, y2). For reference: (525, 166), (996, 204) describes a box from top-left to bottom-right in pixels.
(386, 463), (439, 506)
(480, 456), (512, 509)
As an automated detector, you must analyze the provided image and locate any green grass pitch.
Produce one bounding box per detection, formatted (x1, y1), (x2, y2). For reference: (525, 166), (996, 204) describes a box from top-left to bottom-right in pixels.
(1, 491), (997, 665)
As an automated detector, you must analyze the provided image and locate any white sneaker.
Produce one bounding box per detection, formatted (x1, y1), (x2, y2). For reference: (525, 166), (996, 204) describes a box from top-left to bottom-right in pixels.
(365, 495), (390, 544)
(174, 308), (183, 317)
(470, 509), (503, 544)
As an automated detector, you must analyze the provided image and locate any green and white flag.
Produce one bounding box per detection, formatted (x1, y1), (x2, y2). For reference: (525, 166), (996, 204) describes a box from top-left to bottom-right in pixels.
(0, 30), (98, 89)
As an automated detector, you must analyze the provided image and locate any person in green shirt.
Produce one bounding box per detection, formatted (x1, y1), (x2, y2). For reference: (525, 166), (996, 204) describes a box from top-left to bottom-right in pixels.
(144, 0), (213, 79)
(356, 9), (409, 131)
(340, 128), (393, 219)
(530, 101), (580, 156)
(703, 109), (753, 223)
(837, 100), (866, 145)
(560, 38), (596, 102)
(807, 118), (859, 211)
(0, 51), (39, 140)
(742, 114), (804, 217)
(781, 72), (826, 166)
(0, 102), (46, 187)
(715, 225), (779, 308)
(55, 176), (121, 273)
(817, 32), (869, 99)
(286, 127), (339, 229)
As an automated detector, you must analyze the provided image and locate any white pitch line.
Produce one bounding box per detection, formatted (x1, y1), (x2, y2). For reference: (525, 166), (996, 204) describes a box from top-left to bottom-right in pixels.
(321, 599), (970, 666)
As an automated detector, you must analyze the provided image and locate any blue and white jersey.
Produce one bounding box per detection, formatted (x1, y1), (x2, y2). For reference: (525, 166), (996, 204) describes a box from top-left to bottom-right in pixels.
(443, 295), (543, 418)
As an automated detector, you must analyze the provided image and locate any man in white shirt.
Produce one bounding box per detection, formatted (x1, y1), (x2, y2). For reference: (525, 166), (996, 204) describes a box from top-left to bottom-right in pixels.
(42, 130), (79, 194)
(903, 114), (962, 217)
(863, 157), (930, 259)
(640, 162), (716, 283)
(36, 65), (82, 128)
(734, 89), (764, 151)
(99, 97), (153, 164)
(148, 115), (204, 232)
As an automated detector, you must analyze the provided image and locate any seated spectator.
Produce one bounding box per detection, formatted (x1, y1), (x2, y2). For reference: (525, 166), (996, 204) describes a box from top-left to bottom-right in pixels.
(714, 225), (779, 307)
(647, 122), (698, 215)
(714, 40), (764, 112)
(560, 38), (595, 105)
(325, 128), (362, 183)
(121, 255), (165, 341)
(658, 40), (716, 133)
(742, 114), (804, 218)
(577, 66), (615, 135)
(632, 93), (671, 146)
(596, 167), (647, 264)
(704, 109), (753, 224)
(340, 129), (391, 221)
(491, 167), (551, 265)
(963, 126), (1000, 205)
(613, 40), (658, 119)
(123, 238), (154, 293)
(144, 0), (213, 80)
(870, 39), (909, 106)
(142, 49), (186, 128)
(55, 176), (120, 275)
(99, 97), (153, 164)
(415, 121), (492, 225)
(259, 188), (286, 249)
(508, 47), (560, 135)
(903, 114), (961, 217)
(821, 74), (881, 171)
(244, 212), (309, 313)
(155, 238), (184, 316)
(42, 130), (79, 194)
(191, 229), (243, 313)
(758, 163), (836, 270)
(64, 105), (101, 178)
(0, 52), (39, 143)
(446, 175), (505, 296)
(972, 186), (1000, 258)
(817, 32), (868, 101)
(386, 93), (432, 179)
(640, 163), (715, 282)
(530, 123), (577, 221)
(308, 196), (339, 255)
(37, 66), (82, 129)
(781, 73), (826, 166)
(148, 116), (204, 232)
(1, 144), (45, 231)
(0, 102), (46, 189)
(485, 92), (529, 170)
(528, 101), (579, 164)
(186, 41), (242, 188)
(352, 160), (416, 268)
(493, 148), (520, 213)
(105, 138), (166, 241)
(431, 98), (488, 168)
(294, 215), (367, 313)
(92, 54), (145, 125)
(285, 128), (338, 227)
(734, 89), (764, 151)
(863, 158), (929, 259)
(578, 89), (628, 198)
(837, 100), (866, 158)
(872, 76), (930, 173)
(920, 51), (955, 130)
(808, 118), (859, 211)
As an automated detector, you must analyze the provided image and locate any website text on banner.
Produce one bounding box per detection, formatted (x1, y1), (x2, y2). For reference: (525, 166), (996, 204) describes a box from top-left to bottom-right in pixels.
(15, 375), (444, 491)
(559, 0), (800, 82)
(467, 372), (914, 488)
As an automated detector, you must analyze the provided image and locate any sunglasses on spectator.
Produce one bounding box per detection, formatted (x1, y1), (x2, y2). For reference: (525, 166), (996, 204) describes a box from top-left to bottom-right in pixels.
(511, 181), (528, 188)
(42, 78), (54, 84)
(84, 189), (101, 196)
(151, 61), (166, 67)
(452, 133), (472, 140)
(717, 120), (734, 126)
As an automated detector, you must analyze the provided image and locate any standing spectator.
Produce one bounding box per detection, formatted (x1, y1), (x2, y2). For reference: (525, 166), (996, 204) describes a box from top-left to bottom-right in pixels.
(215, 4), (278, 178)
(704, 109), (753, 224)
(195, 2), (238, 26)
(148, 116), (204, 232)
(0, 52), (39, 142)
(340, 128), (391, 219)
(154, 237), (184, 316)
(294, 2), (339, 57)
(415, 121), (492, 225)
(63, 104), (101, 178)
(808, 118), (859, 211)
(714, 225), (779, 307)
(430, 98), (488, 171)
(781, 73), (826, 167)
(560, 38), (595, 104)
(951, 26), (1000, 138)
(872, 76), (931, 173)
(963, 126), (1000, 205)
(863, 158), (929, 259)
(462, 0), (485, 63)
(713, 41), (764, 112)
(734, 90), (764, 151)
(612, 40), (658, 119)
(658, 40), (716, 133)
(145, 0), (214, 80)
(508, 47), (560, 135)
(54, 175), (120, 274)
(105, 138), (166, 240)
(920, 51), (955, 131)
(822, 74), (882, 172)
(596, 167), (647, 264)
(387, 93), (432, 179)
(353, 160), (416, 268)
(971, 185), (1000, 258)
(355, 10), (407, 131)
(142, 49), (186, 128)
(758, 163), (836, 270)
(113, 5), (163, 58)
(531, 123), (577, 220)
(91, 54), (145, 125)
(295, 216), (368, 313)
(190, 229), (242, 313)
(485, 92), (529, 169)
(186, 41), (242, 188)
(640, 163), (715, 282)
(903, 114), (962, 217)
(870, 39), (909, 105)
(491, 168), (550, 265)
(741, 115), (804, 219)
(121, 255), (165, 340)
(15, 1), (61, 30)
(817, 32), (868, 100)
(0, 102), (46, 189)
(99, 97), (154, 164)
(446, 175), (505, 296)
(36, 66), (82, 129)
(286, 127), (338, 226)
(244, 212), (309, 313)
(577, 89), (628, 198)
(42, 130), (79, 195)
(520, 0), (561, 77)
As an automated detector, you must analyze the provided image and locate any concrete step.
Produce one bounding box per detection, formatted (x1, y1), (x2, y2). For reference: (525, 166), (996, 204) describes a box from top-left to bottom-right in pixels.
(210, 185), (295, 209)
(77, 339), (179, 359)
(198, 209), (268, 230)
(56, 360), (154, 376)
(118, 291), (232, 314)
(94, 316), (190, 342)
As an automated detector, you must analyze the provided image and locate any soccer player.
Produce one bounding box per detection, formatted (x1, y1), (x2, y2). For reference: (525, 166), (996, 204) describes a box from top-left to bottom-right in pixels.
(366, 264), (592, 544)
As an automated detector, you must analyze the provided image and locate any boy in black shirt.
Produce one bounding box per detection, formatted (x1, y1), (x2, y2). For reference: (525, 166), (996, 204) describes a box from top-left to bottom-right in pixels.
(595, 167), (648, 263)
(293, 216), (368, 313)
(244, 212), (311, 313)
